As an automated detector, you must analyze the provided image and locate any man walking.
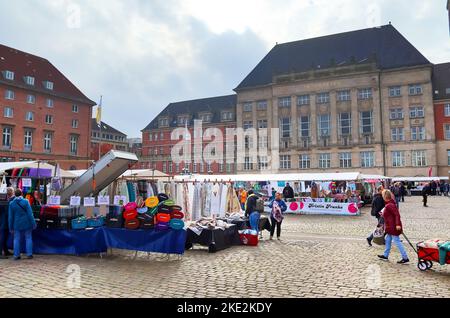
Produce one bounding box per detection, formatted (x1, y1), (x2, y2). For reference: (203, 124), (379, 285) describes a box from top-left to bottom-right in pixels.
(367, 186), (385, 247)
(422, 183), (431, 207)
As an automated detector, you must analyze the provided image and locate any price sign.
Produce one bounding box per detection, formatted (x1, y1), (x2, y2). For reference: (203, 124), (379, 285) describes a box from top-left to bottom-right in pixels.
(22, 178), (32, 187)
(97, 196), (110, 206)
(113, 195), (127, 205)
(48, 196), (61, 206)
(83, 197), (96, 207)
(70, 196), (81, 206)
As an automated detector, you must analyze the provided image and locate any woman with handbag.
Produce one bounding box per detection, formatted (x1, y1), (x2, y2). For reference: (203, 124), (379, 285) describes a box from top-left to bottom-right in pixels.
(377, 190), (409, 264)
(366, 185), (385, 246)
(8, 189), (36, 260)
(268, 192), (287, 240)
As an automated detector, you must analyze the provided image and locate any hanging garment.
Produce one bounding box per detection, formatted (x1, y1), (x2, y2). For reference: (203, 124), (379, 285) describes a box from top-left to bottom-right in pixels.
(191, 182), (202, 221)
(226, 185), (241, 214)
(164, 183), (171, 197)
(127, 181), (136, 202)
(182, 183), (191, 221)
(202, 183), (212, 218)
(176, 183), (184, 208)
(170, 182), (176, 202)
(218, 184), (228, 218)
(210, 183), (222, 217)
(147, 182), (154, 198)
(157, 181), (164, 193)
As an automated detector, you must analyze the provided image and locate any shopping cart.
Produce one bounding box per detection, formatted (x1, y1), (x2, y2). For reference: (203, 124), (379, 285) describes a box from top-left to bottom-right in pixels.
(402, 234), (450, 271)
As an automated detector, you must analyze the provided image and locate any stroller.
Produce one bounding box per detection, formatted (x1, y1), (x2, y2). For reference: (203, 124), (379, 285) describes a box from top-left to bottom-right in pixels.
(402, 235), (450, 271)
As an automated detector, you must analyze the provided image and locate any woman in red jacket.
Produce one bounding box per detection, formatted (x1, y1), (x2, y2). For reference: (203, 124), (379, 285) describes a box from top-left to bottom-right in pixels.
(378, 189), (409, 264)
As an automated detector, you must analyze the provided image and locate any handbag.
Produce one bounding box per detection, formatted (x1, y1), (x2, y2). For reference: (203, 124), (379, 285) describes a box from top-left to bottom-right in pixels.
(372, 226), (386, 245)
(124, 218), (140, 230)
(123, 209), (138, 221)
(156, 213), (171, 224)
(169, 219), (184, 230)
(71, 217), (88, 230)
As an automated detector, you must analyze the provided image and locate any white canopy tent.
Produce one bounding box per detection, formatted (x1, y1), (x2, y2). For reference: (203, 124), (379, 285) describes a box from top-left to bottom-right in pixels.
(70, 168), (170, 180)
(0, 161), (77, 178)
(391, 176), (449, 182)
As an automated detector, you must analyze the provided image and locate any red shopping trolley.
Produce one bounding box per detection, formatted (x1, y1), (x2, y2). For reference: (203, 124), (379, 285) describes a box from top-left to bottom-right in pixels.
(403, 235), (450, 271)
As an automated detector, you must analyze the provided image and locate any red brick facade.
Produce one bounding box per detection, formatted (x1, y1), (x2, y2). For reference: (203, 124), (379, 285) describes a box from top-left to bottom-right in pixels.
(434, 101), (450, 140)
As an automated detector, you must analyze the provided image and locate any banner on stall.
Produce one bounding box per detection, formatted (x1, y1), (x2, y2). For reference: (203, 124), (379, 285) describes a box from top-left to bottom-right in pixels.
(267, 200), (360, 216)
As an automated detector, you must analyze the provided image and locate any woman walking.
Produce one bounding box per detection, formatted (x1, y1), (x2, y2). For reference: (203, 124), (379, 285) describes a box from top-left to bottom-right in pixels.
(268, 192), (287, 240)
(378, 190), (409, 264)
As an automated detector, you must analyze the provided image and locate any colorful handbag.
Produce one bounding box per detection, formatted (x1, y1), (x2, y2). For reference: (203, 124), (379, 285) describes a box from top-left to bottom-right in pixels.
(124, 202), (137, 211)
(145, 196), (159, 208)
(169, 219), (184, 230)
(162, 199), (176, 206)
(158, 205), (172, 213)
(155, 222), (170, 231)
(149, 206), (158, 216)
(156, 213), (171, 223)
(157, 193), (169, 202)
(170, 205), (183, 213)
(137, 207), (148, 214)
(123, 209), (138, 221)
(125, 218), (140, 230)
(170, 211), (184, 220)
(87, 216), (104, 228)
(71, 217), (88, 230)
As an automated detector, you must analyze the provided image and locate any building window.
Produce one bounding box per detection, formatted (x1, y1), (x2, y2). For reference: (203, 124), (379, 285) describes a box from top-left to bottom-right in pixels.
(339, 152), (352, 168)
(244, 157), (253, 171)
(337, 90), (351, 102)
(299, 116), (310, 138)
(280, 155), (291, 170)
(191, 163), (197, 173)
(72, 105), (79, 113)
(226, 163), (233, 173)
(257, 100), (268, 110)
(162, 162), (167, 173)
(299, 154), (311, 169)
(278, 97), (291, 108)
(411, 126), (426, 141)
(176, 115), (188, 126)
(258, 135), (268, 149)
(72, 119), (79, 128)
(358, 88), (373, 100)
(44, 132), (53, 152)
(243, 102), (253, 112)
(360, 111), (373, 134)
(4, 71), (14, 80)
(445, 104), (450, 117)
(389, 86), (402, 97)
(148, 133), (153, 142)
(25, 76), (35, 86)
(26, 94), (36, 104)
(159, 118), (169, 127)
(258, 156), (268, 170)
(412, 150), (427, 167)
(243, 121), (253, 130)
(390, 108), (404, 120)
(199, 113), (212, 123)
(338, 112), (351, 136)
(409, 84), (423, 96)
(448, 150), (450, 166)
(391, 128), (404, 141)
(360, 152), (374, 168)
(319, 153), (331, 169)
(45, 115), (53, 124)
(44, 81), (54, 90)
(2, 127), (12, 149)
(297, 95), (310, 106)
(316, 92), (330, 104)
(70, 135), (78, 155)
(206, 162), (212, 173)
(24, 130), (32, 151)
(318, 114), (331, 137)
(410, 106), (424, 118)
(199, 162), (204, 173)
(280, 118), (291, 138)
(46, 99), (54, 108)
(4, 90), (14, 100)
(392, 151), (405, 167)
(445, 125), (450, 140)
(25, 111), (34, 122)
(221, 111), (233, 121)
(3, 107), (13, 118)
(175, 163), (180, 173)
(257, 119), (268, 129)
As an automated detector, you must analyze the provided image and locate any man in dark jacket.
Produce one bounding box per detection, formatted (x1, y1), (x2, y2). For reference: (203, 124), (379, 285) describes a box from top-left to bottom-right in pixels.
(422, 183), (431, 207)
(282, 183), (295, 200)
(366, 185), (385, 247)
(0, 187), (15, 259)
(244, 190), (258, 217)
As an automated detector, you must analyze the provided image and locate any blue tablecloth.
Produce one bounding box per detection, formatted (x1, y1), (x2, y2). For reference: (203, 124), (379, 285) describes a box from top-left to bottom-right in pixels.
(8, 227), (186, 256)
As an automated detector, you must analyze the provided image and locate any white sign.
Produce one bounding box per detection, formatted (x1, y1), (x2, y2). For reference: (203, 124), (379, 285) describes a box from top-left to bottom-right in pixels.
(113, 195), (127, 205)
(266, 200), (360, 216)
(97, 196), (110, 206)
(83, 197), (96, 207)
(22, 178), (32, 187)
(70, 196), (81, 206)
(48, 195), (61, 206)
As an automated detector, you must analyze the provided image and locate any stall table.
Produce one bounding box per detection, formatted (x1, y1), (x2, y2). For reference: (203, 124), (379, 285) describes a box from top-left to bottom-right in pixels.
(185, 224), (241, 253)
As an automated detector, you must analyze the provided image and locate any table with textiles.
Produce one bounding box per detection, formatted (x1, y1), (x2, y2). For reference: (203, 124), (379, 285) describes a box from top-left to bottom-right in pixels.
(185, 224), (241, 253)
(8, 227), (187, 256)
(218, 216), (271, 233)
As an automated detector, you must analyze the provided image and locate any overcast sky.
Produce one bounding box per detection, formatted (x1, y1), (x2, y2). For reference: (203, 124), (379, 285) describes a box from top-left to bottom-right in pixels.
(0, 0), (448, 137)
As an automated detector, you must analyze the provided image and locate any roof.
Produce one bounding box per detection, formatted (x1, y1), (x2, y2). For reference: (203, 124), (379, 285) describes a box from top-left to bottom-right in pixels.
(235, 24), (431, 91)
(142, 94), (237, 131)
(0, 161), (77, 178)
(432, 62), (450, 101)
(0, 44), (96, 106)
(91, 119), (127, 137)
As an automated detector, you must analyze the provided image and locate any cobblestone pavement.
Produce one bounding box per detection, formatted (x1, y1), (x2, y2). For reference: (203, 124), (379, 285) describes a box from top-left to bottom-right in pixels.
(0, 196), (449, 298)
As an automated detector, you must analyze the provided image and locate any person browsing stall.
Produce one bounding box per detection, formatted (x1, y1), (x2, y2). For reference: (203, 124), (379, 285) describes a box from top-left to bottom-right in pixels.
(0, 187), (15, 259)
(268, 192), (287, 241)
(366, 185), (385, 247)
(245, 190), (261, 232)
(282, 183), (294, 200)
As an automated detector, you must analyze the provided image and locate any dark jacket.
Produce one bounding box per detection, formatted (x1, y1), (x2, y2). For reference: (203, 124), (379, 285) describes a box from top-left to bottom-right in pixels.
(383, 199), (403, 236)
(8, 197), (36, 232)
(0, 203), (8, 230)
(370, 193), (385, 218)
(245, 194), (258, 217)
(422, 185), (431, 196)
(282, 186), (294, 199)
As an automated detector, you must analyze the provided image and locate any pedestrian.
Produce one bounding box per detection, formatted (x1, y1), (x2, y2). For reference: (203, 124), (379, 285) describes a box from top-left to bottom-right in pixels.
(431, 181), (437, 196)
(422, 183), (431, 207)
(239, 188), (247, 211)
(445, 182), (450, 197)
(400, 182), (406, 202)
(367, 185), (385, 247)
(268, 192), (287, 241)
(392, 183), (401, 208)
(271, 188), (276, 201)
(378, 189), (409, 264)
(245, 190), (260, 232)
(282, 183), (294, 200)
(8, 189), (36, 260)
(0, 187), (15, 259)
(439, 182), (445, 196)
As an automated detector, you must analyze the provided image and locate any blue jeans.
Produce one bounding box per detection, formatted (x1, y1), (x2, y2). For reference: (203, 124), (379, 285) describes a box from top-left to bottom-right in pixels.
(395, 196), (400, 208)
(249, 212), (261, 233)
(384, 234), (408, 260)
(13, 230), (33, 258)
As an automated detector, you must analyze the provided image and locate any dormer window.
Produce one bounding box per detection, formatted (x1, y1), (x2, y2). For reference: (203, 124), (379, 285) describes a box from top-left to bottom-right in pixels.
(159, 118), (169, 128)
(44, 81), (54, 90)
(178, 115), (189, 126)
(24, 76), (35, 86)
(221, 111), (233, 121)
(198, 113), (212, 123)
(4, 71), (14, 80)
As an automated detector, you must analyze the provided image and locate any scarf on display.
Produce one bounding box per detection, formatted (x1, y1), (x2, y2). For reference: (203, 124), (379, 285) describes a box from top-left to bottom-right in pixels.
(271, 200), (284, 223)
(182, 182), (191, 221)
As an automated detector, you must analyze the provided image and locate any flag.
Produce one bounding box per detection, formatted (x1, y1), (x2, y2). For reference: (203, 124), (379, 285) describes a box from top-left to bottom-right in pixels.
(95, 96), (103, 125)
(428, 167), (433, 177)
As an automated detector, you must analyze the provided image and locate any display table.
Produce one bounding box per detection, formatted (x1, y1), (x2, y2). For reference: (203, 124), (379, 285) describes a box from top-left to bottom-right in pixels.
(185, 224), (241, 253)
(8, 227), (186, 256)
(218, 216), (271, 232)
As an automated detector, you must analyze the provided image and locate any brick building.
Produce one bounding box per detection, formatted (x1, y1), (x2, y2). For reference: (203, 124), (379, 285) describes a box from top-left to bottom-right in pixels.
(141, 95), (237, 175)
(432, 63), (450, 176)
(127, 137), (142, 158)
(90, 119), (128, 161)
(0, 44), (96, 170)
